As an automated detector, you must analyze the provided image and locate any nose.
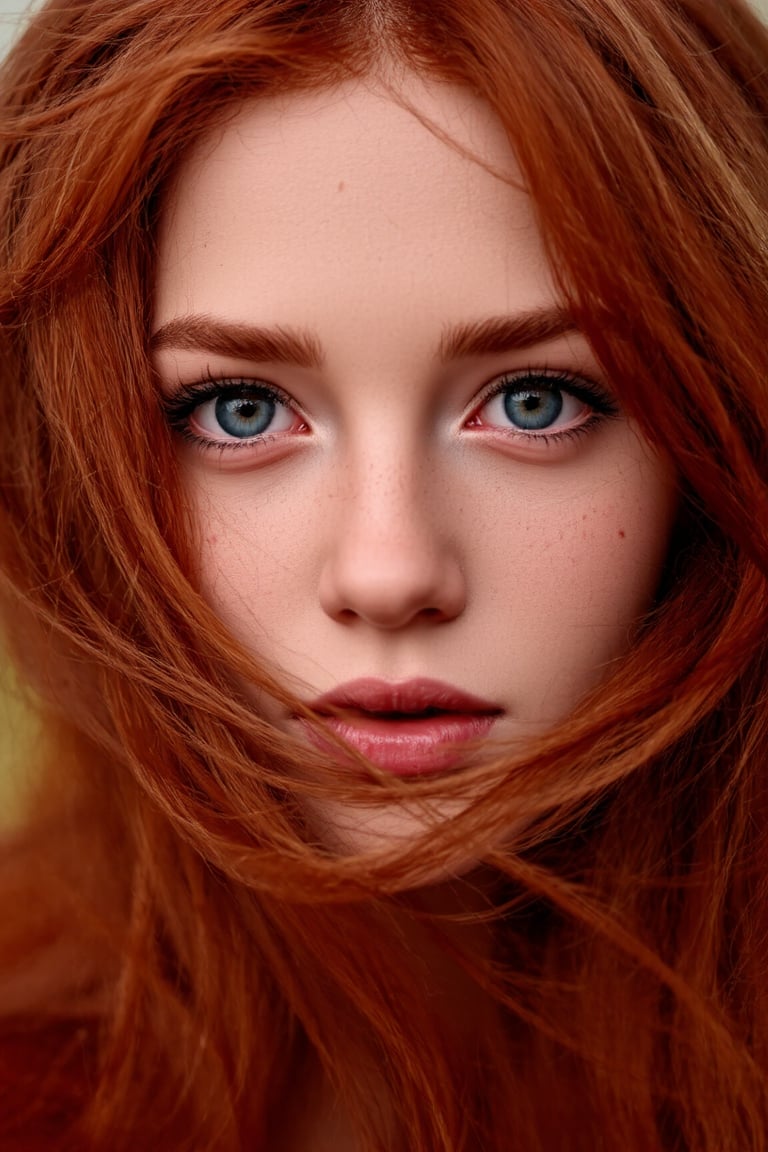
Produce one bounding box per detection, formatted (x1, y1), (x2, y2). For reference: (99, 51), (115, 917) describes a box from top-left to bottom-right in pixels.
(318, 456), (466, 630)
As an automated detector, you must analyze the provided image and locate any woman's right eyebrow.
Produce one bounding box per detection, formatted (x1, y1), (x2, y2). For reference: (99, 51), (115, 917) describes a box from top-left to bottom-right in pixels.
(150, 314), (325, 369)
(149, 304), (580, 368)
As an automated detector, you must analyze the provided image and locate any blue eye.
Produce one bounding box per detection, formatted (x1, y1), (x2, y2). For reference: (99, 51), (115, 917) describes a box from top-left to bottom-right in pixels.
(503, 387), (563, 431)
(471, 371), (618, 440)
(212, 391), (277, 438)
(163, 379), (300, 448)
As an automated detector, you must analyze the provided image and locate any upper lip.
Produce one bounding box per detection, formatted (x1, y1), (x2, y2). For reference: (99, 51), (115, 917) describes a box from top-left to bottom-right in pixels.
(310, 677), (503, 717)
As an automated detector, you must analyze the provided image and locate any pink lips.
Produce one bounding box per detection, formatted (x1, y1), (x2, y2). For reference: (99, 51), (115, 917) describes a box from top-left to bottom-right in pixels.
(303, 677), (502, 776)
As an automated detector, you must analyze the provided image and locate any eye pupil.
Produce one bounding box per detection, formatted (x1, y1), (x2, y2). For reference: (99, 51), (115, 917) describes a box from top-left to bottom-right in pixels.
(504, 387), (562, 430)
(214, 391), (274, 438)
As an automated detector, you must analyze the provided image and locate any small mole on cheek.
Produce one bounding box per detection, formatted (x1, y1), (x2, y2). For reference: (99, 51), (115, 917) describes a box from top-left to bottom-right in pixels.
(618, 529), (626, 539)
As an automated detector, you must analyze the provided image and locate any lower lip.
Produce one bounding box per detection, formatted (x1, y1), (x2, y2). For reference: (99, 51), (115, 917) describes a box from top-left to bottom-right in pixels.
(301, 713), (499, 776)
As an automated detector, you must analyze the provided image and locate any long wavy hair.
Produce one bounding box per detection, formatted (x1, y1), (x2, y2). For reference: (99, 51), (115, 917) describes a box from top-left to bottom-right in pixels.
(1, 0), (767, 1148)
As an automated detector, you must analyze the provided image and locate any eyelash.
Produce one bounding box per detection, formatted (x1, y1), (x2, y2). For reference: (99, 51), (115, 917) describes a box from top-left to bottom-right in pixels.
(162, 375), (302, 454)
(471, 368), (620, 445)
(161, 368), (619, 454)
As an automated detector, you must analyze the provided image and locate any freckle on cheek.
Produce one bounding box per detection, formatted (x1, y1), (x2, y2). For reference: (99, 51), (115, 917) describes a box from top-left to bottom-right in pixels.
(618, 529), (626, 539)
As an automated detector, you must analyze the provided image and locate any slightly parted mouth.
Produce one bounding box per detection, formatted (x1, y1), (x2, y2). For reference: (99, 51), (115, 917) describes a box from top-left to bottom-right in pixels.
(297, 678), (504, 776)
(308, 677), (504, 719)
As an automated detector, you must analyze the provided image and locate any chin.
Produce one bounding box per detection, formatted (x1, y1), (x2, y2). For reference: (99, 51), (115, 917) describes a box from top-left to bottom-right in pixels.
(302, 795), (512, 885)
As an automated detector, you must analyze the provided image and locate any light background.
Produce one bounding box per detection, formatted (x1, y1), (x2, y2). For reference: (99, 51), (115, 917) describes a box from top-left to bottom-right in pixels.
(0, 0), (39, 56)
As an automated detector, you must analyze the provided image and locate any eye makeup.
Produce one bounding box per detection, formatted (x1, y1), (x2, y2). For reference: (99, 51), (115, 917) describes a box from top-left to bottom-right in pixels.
(160, 365), (619, 456)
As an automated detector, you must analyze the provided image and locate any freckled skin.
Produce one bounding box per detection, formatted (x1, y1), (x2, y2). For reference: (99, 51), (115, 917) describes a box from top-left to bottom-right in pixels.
(152, 75), (678, 855)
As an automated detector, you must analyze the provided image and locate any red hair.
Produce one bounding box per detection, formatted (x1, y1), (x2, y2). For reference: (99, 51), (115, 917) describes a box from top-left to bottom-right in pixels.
(1, 0), (768, 1147)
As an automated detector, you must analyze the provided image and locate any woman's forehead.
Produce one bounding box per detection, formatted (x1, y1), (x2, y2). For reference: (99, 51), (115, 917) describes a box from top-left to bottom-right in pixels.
(153, 77), (557, 362)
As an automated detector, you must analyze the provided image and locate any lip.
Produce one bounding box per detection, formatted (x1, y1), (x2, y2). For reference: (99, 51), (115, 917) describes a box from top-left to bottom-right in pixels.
(301, 678), (503, 776)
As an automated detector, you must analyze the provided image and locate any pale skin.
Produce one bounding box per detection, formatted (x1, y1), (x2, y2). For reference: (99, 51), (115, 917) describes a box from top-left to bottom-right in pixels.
(152, 72), (676, 860)
(151, 71), (678, 1148)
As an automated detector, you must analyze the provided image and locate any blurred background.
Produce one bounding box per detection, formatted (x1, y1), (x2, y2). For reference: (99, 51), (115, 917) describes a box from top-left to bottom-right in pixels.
(0, 0), (38, 55)
(0, 0), (766, 820)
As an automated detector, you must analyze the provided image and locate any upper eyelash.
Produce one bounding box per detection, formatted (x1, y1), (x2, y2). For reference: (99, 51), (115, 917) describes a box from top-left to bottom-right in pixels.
(161, 375), (296, 448)
(160, 366), (619, 451)
(476, 367), (619, 419)
(162, 376), (291, 422)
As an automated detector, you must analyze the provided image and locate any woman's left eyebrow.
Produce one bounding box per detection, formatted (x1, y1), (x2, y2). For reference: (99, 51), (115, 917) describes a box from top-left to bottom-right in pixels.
(150, 304), (579, 367)
(438, 306), (579, 361)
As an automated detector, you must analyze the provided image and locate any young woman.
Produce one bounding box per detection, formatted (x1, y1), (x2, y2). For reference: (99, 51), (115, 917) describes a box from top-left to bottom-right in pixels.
(0, 0), (767, 1148)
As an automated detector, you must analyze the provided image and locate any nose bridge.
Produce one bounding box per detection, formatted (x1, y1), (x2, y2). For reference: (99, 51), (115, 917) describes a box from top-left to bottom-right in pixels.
(319, 426), (465, 628)
(348, 429), (424, 539)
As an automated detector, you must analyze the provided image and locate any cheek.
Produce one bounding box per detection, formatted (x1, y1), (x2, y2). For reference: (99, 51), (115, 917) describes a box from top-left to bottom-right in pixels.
(187, 475), (318, 644)
(550, 492), (669, 616)
(477, 455), (676, 721)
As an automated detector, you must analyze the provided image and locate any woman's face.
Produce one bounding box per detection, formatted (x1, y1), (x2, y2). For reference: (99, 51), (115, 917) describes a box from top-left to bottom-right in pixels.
(152, 75), (677, 853)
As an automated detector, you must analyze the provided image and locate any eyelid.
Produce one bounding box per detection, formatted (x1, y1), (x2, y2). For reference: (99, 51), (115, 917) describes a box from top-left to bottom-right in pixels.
(161, 373), (309, 442)
(162, 375), (303, 426)
(464, 366), (619, 425)
(164, 372), (301, 415)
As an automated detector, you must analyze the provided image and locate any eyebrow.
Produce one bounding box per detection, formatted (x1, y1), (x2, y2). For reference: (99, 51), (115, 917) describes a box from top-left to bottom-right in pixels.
(150, 315), (325, 369)
(150, 305), (579, 368)
(437, 306), (579, 361)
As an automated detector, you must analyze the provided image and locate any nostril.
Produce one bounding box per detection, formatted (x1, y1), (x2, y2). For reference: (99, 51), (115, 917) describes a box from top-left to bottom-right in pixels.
(318, 540), (467, 629)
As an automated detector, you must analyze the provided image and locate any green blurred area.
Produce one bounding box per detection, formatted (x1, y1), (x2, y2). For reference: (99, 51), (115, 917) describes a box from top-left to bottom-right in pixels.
(0, 656), (39, 831)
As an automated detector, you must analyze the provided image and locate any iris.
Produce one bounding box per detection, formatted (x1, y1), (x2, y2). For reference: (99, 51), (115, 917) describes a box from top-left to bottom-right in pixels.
(215, 391), (275, 438)
(504, 387), (563, 431)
